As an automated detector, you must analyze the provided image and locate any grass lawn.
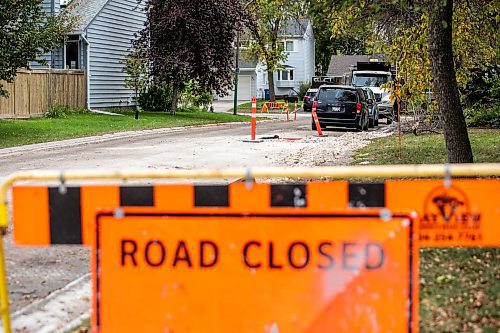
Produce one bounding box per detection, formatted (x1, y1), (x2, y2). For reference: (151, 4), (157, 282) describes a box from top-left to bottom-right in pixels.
(355, 128), (499, 333)
(0, 110), (251, 149)
(354, 128), (500, 165)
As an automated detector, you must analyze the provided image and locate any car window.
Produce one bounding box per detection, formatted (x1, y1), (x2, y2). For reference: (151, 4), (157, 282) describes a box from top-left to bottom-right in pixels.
(318, 88), (357, 103)
(353, 75), (389, 87)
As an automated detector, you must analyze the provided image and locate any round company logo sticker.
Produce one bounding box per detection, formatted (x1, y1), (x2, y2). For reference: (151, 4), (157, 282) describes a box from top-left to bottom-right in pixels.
(420, 184), (481, 230)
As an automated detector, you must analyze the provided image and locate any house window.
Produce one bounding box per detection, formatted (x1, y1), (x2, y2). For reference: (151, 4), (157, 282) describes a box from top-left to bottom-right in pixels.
(65, 35), (80, 69)
(280, 40), (295, 52)
(278, 69), (294, 81)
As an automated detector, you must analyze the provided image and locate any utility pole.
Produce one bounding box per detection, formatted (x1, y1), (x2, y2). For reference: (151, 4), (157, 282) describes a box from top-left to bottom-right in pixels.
(233, 31), (240, 116)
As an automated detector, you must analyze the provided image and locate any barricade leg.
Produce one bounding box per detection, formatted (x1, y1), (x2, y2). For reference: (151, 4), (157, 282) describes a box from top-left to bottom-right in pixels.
(0, 233), (12, 333)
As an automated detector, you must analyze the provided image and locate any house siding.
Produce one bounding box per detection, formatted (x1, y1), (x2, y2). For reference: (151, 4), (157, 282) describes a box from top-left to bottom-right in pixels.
(86, 0), (146, 109)
(31, 0), (62, 69)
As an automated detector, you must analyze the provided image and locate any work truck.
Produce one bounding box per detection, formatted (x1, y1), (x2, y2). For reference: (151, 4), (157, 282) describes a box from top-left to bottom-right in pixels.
(349, 60), (398, 124)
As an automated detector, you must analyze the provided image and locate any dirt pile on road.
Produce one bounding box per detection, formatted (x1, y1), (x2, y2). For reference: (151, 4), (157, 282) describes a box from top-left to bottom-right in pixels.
(280, 127), (394, 167)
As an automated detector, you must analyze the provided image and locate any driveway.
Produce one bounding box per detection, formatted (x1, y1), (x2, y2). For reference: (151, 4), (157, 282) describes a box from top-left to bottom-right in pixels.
(212, 100), (248, 113)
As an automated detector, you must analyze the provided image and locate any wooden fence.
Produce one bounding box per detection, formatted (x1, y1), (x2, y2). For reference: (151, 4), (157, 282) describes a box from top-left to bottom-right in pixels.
(0, 69), (86, 119)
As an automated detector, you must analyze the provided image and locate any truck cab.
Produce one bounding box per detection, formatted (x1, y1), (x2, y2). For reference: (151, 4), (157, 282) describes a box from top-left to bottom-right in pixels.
(350, 61), (396, 124)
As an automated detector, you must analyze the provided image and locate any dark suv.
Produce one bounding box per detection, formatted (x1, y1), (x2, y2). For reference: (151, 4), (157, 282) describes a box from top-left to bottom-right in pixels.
(312, 85), (370, 131)
(303, 88), (318, 112)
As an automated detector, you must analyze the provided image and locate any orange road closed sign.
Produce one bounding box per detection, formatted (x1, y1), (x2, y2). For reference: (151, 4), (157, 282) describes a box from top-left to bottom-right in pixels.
(92, 211), (418, 333)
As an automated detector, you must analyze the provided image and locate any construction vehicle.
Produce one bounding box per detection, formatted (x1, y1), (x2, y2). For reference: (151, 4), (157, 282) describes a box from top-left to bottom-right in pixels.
(348, 59), (398, 124)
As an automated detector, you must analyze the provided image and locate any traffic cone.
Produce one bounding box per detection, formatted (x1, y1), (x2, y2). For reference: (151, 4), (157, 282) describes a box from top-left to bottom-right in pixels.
(243, 96), (264, 143)
(312, 101), (328, 137)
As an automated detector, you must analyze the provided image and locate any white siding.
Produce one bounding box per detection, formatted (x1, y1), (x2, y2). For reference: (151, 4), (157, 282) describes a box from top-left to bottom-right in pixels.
(86, 0), (146, 109)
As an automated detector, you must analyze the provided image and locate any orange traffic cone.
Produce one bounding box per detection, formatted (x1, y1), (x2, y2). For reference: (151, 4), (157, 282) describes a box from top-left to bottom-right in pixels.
(312, 101), (328, 137)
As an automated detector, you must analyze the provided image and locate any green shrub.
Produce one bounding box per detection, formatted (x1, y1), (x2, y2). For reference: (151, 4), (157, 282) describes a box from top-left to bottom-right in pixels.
(44, 106), (90, 118)
(485, 74), (500, 101)
(45, 106), (70, 118)
(298, 82), (312, 99)
(464, 103), (500, 127)
(177, 105), (203, 113)
(138, 84), (172, 112)
(180, 81), (213, 110)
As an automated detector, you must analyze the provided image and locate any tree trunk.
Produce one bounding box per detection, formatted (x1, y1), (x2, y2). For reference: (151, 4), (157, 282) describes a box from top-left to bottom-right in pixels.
(267, 70), (276, 102)
(134, 88), (139, 120)
(171, 80), (179, 115)
(428, 0), (473, 163)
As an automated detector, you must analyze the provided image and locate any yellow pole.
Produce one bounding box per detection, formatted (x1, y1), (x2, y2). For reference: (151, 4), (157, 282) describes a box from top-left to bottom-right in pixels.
(0, 232), (11, 333)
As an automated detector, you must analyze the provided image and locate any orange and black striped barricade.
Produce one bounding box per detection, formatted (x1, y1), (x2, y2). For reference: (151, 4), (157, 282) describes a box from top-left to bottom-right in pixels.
(2, 165), (500, 332)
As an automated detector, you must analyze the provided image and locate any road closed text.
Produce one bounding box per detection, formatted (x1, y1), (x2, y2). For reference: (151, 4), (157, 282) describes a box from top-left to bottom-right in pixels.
(120, 239), (386, 271)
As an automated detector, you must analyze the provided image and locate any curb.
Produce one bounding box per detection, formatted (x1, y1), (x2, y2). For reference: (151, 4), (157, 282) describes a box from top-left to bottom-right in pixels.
(0, 274), (91, 333)
(0, 121), (257, 159)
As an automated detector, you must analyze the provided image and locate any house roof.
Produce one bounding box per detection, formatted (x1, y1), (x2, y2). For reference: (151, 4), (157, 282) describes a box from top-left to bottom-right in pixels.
(327, 55), (370, 76)
(281, 19), (310, 36)
(237, 53), (258, 69)
(69, 0), (109, 32)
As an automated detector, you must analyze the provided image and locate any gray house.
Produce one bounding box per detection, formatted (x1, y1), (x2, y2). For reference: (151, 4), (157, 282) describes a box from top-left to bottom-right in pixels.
(33, 0), (146, 109)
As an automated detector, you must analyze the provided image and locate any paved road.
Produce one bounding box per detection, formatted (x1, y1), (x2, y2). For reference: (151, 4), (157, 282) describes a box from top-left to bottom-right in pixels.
(0, 114), (321, 311)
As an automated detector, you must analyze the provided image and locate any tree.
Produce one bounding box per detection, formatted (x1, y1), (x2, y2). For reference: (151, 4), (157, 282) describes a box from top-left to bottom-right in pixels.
(0, 0), (74, 96)
(307, 0), (369, 75)
(124, 44), (149, 119)
(137, 0), (245, 114)
(325, 0), (499, 163)
(245, 0), (303, 101)
(428, 0), (472, 163)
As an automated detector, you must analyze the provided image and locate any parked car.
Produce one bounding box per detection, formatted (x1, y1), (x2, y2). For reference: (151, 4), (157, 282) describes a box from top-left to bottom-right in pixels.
(378, 94), (396, 124)
(312, 85), (370, 131)
(363, 88), (379, 128)
(303, 88), (318, 112)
